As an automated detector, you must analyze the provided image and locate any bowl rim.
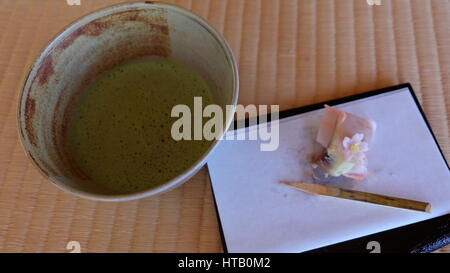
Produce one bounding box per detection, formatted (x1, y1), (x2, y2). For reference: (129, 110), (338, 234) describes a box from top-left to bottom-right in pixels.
(16, 1), (239, 202)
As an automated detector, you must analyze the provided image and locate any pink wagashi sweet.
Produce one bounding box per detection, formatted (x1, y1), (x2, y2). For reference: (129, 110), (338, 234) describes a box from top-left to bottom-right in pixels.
(314, 105), (376, 180)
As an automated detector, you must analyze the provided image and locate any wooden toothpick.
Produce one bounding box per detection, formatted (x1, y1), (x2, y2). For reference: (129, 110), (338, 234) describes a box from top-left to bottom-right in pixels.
(280, 181), (431, 213)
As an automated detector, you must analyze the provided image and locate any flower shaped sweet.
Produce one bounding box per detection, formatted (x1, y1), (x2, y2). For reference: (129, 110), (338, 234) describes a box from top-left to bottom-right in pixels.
(342, 133), (369, 162)
(315, 105), (376, 180)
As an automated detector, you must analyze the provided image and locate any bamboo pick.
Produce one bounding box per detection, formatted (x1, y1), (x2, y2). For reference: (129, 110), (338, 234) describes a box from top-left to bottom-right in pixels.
(280, 181), (431, 213)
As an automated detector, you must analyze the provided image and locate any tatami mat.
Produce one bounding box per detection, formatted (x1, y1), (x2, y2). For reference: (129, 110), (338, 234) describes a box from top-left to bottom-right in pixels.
(0, 0), (448, 252)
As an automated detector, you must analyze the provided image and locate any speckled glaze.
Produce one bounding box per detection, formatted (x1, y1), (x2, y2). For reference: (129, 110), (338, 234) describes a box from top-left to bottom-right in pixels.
(17, 2), (239, 201)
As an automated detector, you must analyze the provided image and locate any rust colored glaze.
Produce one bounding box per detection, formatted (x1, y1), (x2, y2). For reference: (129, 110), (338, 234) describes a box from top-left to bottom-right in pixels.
(79, 20), (109, 36)
(149, 23), (169, 35)
(56, 9), (163, 52)
(24, 97), (37, 147)
(51, 7), (171, 183)
(35, 55), (54, 86)
(39, 7), (170, 91)
(56, 18), (112, 51)
(28, 152), (49, 178)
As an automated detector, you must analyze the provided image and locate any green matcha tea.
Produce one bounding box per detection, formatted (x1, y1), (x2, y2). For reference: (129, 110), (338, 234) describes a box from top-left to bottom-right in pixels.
(67, 57), (213, 194)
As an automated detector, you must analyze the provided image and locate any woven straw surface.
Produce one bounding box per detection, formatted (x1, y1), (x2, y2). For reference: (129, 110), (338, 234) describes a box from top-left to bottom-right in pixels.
(0, 0), (448, 252)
